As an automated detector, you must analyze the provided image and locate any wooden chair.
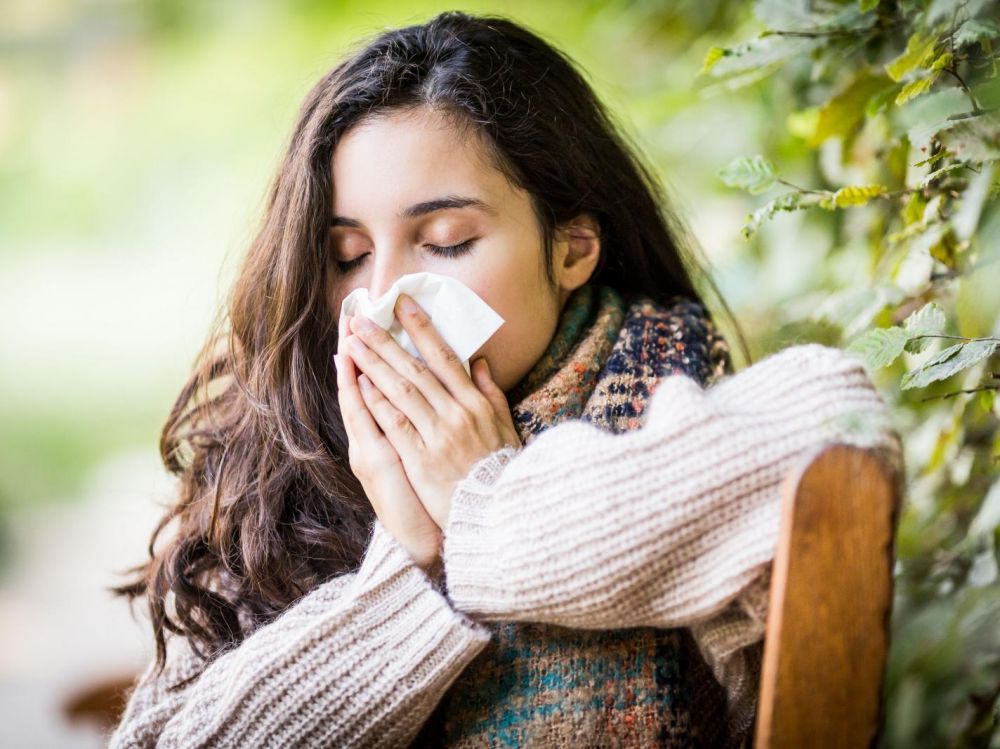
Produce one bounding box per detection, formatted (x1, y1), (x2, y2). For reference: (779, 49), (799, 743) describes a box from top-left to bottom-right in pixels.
(753, 442), (903, 749)
(63, 443), (904, 746)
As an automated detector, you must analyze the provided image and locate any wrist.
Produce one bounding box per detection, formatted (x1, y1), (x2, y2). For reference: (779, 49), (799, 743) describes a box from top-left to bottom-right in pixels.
(418, 554), (445, 585)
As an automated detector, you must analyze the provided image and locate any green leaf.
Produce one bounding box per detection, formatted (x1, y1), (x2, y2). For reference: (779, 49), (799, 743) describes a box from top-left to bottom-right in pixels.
(900, 88), (969, 151)
(918, 162), (969, 188)
(847, 326), (909, 368)
(703, 34), (817, 79)
(954, 19), (1000, 50)
(902, 192), (927, 225)
(938, 114), (1000, 163)
(929, 52), (953, 72)
(903, 302), (946, 353)
(896, 73), (939, 105)
(810, 70), (896, 147)
(904, 301), (947, 336)
(700, 46), (728, 76)
(865, 84), (903, 117)
(741, 191), (818, 238)
(979, 389), (996, 414)
(927, 227), (960, 269)
(812, 285), (905, 337)
(819, 184), (889, 208)
(718, 155), (778, 195)
(913, 151), (948, 168)
(901, 340), (999, 390)
(754, 0), (869, 32)
(859, 0), (879, 11)
(886, 30), (940, 82)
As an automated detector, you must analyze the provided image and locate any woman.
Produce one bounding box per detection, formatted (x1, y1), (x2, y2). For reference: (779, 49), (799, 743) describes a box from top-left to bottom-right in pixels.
(108, 10), (901, 748)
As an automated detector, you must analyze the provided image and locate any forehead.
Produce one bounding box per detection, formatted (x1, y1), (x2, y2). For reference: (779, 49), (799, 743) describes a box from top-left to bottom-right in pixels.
(330, 108), (506, 211)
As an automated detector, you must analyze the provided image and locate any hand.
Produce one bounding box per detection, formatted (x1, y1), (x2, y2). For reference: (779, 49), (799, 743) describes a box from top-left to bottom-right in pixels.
(341, 293), (521, 530)
(335, 312), (443, 573)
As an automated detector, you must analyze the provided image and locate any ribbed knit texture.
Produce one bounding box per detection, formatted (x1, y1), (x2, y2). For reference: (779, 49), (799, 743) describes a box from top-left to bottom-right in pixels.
(107, 287), (903, 748)
(108, 522), (493, 748)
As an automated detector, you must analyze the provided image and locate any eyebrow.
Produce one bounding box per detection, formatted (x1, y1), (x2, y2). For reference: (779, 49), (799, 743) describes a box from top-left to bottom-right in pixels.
(330, 195), (498, 228)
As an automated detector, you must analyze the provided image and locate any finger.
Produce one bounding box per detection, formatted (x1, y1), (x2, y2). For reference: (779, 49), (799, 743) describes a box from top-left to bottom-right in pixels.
(346, 325), (441, 436)
(357, 372), (426, 460)
(471, 357), (507, 413)
(339, 354), (439, 534)
(474, 358), (514, 431)
(337, 314), (369, 433)
(472, 357), (522, 447)
(393, 294), (484, 408)
(335, 349), (387, 450)
(338, 316), (423, 469)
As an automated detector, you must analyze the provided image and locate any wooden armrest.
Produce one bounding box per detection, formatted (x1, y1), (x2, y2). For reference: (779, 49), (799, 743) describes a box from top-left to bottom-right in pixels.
(754, 442), (903, 748)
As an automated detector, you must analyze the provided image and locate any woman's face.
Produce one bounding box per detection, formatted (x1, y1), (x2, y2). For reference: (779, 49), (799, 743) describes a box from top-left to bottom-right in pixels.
(325, 106), (597, 394)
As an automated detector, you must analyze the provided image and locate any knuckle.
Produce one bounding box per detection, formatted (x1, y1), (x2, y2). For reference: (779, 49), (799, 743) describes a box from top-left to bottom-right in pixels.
(405, 357), (429, 379)
(393, 378), (416, 400)
(447, 406), (476, 434)
(437, 343), (461, 366)
(390, 410), (411, 431)
(411, 314), (434, 334)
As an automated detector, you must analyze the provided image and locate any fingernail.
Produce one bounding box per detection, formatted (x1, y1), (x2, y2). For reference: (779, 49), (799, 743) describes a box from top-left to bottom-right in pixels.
(358, 374), (372, 390)
(396, 294), (418, 316)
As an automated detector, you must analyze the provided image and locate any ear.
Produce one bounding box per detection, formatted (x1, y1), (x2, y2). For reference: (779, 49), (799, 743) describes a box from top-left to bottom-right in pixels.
(553, 213), (601, 306)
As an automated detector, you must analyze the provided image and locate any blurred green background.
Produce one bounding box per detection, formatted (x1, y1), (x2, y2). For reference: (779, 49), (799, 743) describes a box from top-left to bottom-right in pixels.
(0, 0), (785, 523)
(2, 0), (999, 746)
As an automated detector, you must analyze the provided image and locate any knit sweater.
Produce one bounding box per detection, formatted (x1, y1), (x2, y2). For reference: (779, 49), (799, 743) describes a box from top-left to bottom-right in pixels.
(107, 342), (901, 748)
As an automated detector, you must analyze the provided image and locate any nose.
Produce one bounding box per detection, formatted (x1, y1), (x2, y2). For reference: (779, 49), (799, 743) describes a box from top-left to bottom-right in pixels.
(367, 246), (415, 302)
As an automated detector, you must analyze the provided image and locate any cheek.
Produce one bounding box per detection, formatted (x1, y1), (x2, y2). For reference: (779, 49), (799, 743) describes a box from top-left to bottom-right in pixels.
(460, 269), (523, 325)
(470, 299), (556, 393)
(328, 279), (364, 323)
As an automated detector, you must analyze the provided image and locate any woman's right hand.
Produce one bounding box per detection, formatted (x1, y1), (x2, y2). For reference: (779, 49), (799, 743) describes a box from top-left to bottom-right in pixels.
(335, 312), (443, 574)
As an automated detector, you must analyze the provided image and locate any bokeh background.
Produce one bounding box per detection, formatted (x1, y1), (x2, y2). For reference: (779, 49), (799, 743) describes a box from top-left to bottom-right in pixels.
(2, 0), (999, 746)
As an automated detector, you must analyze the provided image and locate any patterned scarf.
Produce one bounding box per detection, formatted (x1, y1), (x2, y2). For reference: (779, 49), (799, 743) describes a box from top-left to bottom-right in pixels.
(413, 282), (740, 748)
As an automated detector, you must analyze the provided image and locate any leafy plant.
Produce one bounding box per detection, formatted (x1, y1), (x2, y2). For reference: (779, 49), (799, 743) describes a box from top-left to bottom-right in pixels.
(702, 0), (1000, 745)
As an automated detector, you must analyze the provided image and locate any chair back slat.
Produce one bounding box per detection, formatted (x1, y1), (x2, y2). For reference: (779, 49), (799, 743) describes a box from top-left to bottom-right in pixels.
(754, 443), (902, 748)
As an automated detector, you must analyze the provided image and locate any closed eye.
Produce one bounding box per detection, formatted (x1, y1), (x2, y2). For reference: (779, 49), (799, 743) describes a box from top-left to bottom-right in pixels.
(333, 239), (477, 273)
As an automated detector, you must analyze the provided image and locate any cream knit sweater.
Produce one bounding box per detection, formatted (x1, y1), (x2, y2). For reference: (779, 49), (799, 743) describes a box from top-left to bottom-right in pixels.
(107, 343), (903, 748)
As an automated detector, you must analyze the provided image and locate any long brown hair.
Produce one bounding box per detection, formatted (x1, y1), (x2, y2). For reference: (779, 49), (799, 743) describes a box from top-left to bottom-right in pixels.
(109, 10), (748, 679)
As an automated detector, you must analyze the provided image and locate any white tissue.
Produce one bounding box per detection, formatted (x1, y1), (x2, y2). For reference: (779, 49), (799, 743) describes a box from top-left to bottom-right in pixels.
(339, 272), (505, 377)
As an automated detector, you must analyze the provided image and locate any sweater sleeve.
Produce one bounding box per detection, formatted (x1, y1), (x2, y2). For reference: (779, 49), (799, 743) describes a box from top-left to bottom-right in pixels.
(108, 520), (492, 749)
(441, 343), (903, 727)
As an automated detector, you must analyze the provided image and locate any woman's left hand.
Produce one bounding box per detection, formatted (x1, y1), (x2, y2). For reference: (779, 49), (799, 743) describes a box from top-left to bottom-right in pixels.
(342, 292), (522, 529)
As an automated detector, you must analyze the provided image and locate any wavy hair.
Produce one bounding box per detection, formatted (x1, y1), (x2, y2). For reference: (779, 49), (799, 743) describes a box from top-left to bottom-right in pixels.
(109, 9), (749, 681)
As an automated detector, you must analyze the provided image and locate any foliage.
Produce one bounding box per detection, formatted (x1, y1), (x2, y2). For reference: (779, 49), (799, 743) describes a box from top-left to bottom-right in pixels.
(702, 0), (1000, 745)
